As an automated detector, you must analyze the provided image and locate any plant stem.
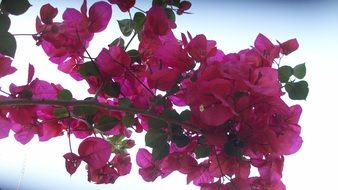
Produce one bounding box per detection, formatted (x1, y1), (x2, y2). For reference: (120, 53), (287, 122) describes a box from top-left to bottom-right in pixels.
(125, 32), (137, 51)
(0, 98), (199, 133)
(133, 6), (146, 14)
(12, 33), (37, 36)
(215, 152), (239, 190)
(0, 88), (11, 96)
(111, 56), (155, 97)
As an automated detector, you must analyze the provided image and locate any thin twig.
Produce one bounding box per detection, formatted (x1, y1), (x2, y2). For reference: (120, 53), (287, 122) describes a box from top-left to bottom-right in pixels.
(111, 57), (155, 97)
(12, 33), (37, 36)
(125, 32), (137, 50)
(0, 88), (11, 96)
(214, 151), (239, 190)
(133, 6), (146, 14)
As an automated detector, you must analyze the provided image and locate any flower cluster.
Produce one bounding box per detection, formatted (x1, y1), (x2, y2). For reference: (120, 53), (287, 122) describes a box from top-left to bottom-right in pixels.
(0, 0), (306, 189)
(35, 0), (112, 79)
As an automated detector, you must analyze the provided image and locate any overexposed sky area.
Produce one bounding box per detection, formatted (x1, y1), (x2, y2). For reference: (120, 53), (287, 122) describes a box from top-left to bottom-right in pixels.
(1, 0), (338, 189)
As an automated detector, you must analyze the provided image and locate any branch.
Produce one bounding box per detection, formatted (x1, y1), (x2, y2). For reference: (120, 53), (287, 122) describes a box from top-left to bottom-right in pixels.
(0, 98), (200, 133)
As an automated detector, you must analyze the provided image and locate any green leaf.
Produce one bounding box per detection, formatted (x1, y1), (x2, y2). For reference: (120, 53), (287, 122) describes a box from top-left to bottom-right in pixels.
(103, 81), (121, 98)
(180, 109), (192, 121)
(278, 65), (293, 83)
(145, 129), (167, 148)
(53, 107), (69, 118)
(171, 125), (190, 147)
(293, 63), (306, 79)
(20, 89), (32, 99)
(133, 12), (145, 33)
(117, 19), (133, 37)
(58, 89), (72, 101)
(118, 98), (133, 108)
(172, 0), (180, 6)
(223, 141), (242, 158)
(171, 124), (183, 134)
(194, 144), (211, 159)
(79, 61), (100, 77)
(0, 14), (11, 32)
(108, 135), (125, 144)
(162, 109), (180, 120)
(197, 136), (206, 144)
(148, 117), (167, 129)
(152, 143), (170, 160)
(165, 8), (176, 22)
(122, 113), (134, 128)
(96, 115), (119, 132)
(1, 0), (31, 15)
(127, 49), (141, 63)
(73, 105), (98, 116)
(152, 95), (166, 106)
(172, 134), (190, 147)
(285, 81), (309, 100)
(0, 32), (16, 57)
(109, 37), (125, 48)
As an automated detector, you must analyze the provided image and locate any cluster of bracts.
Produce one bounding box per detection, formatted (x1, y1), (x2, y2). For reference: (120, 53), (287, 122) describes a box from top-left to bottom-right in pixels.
(0, 0), (305, 189)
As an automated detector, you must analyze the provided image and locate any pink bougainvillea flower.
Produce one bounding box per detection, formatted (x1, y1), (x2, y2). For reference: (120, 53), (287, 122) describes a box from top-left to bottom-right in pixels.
(177, 1), (192, 15)
(159, 153), (182, 177)
(0, 112), (12, 139)
(186, 161), (213, 186)
(88, 1), (113, 33)
(246, 67), (282, 96)
(200, 182), (228, 190)
(96, 45), (131, 80)
(30, 79), (58, 99)
(0, 54), (16, 78)
(270, 105), (303, 155)
(108, 0), (135, 12)
(136, 148), (162, 182)
(63, 152), (82, 175)
(252, 156), (284, 182)
(8, 74), (58, 123)
(208, 154), (250, 179)
(147, 68), (180, 91)
(38, 120), (65, 141)
(11, 123), (38, 144)
(253, 33), (280, 67)
(70, 119), (93, 139)
(183, 78), (234, 126)
(249, 176), (286, 190)
(0, 0), (305, 187)
(87, 161), (120, 184)
(112, 153), (132, 176)
(78, 137), (112, 169)
(36, 0), (112, 77)
(39, 4), (58, 25)
(6, 77), (66, 144)
(143, 5), (174, 37)
(113, 77), (154, 109)
(186, 34), (217, 63)
(155, 43), (194, 71)
(279, 38), (299, 55)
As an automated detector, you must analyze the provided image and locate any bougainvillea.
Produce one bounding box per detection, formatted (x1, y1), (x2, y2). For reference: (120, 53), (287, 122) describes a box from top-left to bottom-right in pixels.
(0, 0), (308, 189)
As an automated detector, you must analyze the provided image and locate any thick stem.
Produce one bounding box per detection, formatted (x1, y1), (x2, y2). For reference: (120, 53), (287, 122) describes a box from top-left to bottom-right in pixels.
(0, 98), (200, 133)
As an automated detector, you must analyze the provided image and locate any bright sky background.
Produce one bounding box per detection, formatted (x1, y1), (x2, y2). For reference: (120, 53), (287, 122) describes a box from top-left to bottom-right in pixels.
(1, 0), (338, 189)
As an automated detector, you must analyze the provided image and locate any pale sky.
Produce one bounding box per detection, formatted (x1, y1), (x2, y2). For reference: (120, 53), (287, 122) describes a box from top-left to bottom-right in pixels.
(1, 0), (338, 189)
